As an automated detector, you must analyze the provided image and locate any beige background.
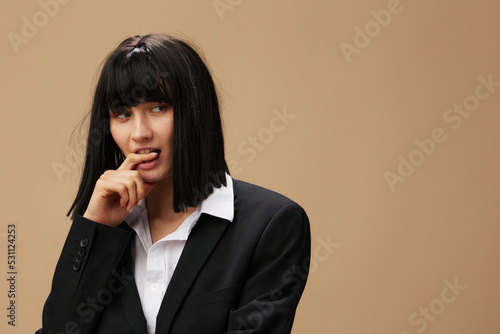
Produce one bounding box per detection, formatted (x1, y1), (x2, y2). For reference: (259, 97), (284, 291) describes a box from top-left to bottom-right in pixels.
(1, 0), (499, 333)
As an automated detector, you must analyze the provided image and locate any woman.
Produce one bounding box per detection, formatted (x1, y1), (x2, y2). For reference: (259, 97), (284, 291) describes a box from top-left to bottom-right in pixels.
(37, 33), (310, 334)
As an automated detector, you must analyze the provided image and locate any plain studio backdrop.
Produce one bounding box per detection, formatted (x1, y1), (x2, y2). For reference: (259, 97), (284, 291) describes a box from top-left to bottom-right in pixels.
(1, 0), (499, 333)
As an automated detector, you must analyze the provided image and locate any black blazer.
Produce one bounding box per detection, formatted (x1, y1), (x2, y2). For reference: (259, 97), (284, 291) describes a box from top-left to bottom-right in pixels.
(37, 179), (311, 334)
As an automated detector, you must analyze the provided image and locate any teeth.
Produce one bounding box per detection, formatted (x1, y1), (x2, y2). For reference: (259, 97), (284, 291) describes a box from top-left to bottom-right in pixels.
(137, 149), (159, 154)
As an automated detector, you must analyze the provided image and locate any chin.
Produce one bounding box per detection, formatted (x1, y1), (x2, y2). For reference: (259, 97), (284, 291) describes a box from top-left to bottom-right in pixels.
(139, 170), (168, 183)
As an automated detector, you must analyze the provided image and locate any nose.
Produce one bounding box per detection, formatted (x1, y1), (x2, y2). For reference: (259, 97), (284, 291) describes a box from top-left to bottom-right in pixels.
(131, 114), (153, 142)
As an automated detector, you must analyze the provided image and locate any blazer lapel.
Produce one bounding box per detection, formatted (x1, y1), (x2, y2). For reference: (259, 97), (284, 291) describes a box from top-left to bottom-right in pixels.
(116, 222), (148, 334)
(154, 213), (230, 333)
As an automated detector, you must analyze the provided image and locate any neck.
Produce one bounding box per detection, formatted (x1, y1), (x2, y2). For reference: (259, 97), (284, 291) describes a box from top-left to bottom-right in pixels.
(145, 176), (196, 243)
(145, 176), (176, 220)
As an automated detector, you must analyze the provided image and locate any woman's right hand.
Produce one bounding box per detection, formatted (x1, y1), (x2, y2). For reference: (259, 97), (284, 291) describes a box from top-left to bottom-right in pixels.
(83, 152), (158, 227)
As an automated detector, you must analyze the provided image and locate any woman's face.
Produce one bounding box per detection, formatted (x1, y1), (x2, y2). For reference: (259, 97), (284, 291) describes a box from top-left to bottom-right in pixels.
(109, 101), (174, 184)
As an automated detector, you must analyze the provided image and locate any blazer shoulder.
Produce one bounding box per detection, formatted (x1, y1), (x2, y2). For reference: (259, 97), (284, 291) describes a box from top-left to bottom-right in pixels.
(232, 178), (305, 212)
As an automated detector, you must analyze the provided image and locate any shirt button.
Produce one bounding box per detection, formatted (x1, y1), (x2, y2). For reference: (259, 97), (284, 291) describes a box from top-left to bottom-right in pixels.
(151, 283), (159, 291)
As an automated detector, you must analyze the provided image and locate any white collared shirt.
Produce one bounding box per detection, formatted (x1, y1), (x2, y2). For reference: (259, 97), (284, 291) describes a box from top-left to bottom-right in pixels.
(125, 173), (234, 334)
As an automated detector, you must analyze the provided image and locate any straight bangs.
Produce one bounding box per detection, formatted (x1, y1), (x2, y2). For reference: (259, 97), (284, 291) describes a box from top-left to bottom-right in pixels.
(102, 46), (173, 114)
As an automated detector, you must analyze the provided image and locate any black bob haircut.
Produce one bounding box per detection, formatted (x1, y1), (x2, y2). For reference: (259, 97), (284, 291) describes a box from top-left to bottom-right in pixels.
(68, 33), (228, 219)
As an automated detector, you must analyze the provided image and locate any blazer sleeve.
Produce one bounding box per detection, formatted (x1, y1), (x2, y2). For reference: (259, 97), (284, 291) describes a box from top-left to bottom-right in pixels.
(36, 214), (132, 334)
(226, 202), (311, 333)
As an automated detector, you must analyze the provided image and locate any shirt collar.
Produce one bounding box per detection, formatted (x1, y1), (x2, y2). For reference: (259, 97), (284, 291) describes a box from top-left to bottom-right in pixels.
(126, 172), (234, 230)
(199, 173), (234, 223)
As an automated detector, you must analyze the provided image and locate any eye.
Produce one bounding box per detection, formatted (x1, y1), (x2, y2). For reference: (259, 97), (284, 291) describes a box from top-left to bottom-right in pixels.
(115, 112), (131, 119)
(151, 105), (166, 112)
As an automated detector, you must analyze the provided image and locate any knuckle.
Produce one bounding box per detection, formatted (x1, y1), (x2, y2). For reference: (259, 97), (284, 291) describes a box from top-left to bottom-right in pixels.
(125, 178), (136, 188)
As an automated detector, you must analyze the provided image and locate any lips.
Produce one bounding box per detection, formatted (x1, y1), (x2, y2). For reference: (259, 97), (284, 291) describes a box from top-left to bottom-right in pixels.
(138, 153), (160, 170)
(132, 147), (162, 170)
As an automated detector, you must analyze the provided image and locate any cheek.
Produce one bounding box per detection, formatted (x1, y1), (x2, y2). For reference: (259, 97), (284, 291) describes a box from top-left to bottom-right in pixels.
(166, 126), (174, 144)
(109, 123), (128, 152)
(158, 118), (174, 145)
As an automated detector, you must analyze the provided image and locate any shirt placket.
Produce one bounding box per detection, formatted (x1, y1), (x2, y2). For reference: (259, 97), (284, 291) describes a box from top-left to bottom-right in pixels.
(144, 241), (167, 332)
